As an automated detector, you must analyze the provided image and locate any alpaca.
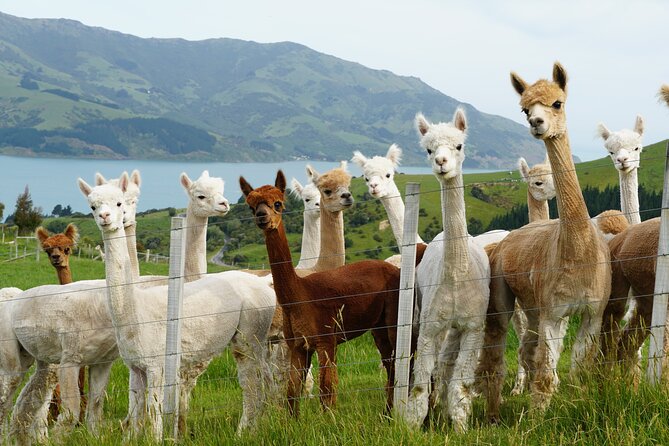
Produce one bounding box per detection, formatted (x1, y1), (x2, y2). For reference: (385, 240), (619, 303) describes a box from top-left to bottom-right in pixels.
(0, 287), (24, 436)
(401, 109), (490, 432)
(290, 166), (321, 270)
(78, 174), (275, 439)
(241, 171), (401, 416)
(476, 62), (611, 419)
(35, 224), (87, 422)
(6, 171), (233, 442)
(510, 157), (556, 395)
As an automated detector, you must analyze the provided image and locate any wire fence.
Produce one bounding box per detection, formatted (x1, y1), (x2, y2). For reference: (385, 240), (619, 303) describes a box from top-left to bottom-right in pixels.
(1, 149), (667, 437)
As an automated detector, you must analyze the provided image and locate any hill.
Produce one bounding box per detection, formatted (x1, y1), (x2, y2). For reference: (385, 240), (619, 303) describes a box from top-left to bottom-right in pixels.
(0, 11), (544, 167)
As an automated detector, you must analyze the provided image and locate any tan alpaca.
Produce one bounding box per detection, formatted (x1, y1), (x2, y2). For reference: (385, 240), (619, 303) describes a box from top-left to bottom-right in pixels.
(477, 62), (611, 419)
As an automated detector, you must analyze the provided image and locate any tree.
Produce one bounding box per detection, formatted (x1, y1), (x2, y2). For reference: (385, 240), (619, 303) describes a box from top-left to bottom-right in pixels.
(0, 201), (4, 222)
(13, 185), (43, 235)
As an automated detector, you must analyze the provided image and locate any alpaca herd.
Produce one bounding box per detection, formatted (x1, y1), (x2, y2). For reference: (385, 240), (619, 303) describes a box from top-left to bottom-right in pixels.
(0, 65), (667, 443)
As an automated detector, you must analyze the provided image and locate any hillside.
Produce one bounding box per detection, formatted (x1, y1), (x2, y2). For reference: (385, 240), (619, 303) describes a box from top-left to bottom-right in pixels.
(0, 11), (544, 167)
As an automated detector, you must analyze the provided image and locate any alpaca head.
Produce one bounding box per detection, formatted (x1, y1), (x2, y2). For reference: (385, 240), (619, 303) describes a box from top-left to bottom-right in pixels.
(597, 116), (644, 174)
(180, 170), (230, 218)
(95, 170), (141, 227)
(351, 144), (402, 198)
(511, 62), (568, 140)
(78, 173), (128, 233)
(518, 157), (555, 202)
(308, 162), (353, 212)
(660, 85), (669, 107)
(36, 223), (78, 268)
(290, 167), (320, 217)
(240, 171), (287, 232)
(415, 109), (467, 180)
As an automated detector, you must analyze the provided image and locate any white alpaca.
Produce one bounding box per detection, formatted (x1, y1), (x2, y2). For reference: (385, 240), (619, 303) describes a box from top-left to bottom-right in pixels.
(6, 171), (232, 442)
(78, 174), (275, 440)
(290, 167), (321, 270)
(403, 110), (490, 432)
(597, 115), (644, 226)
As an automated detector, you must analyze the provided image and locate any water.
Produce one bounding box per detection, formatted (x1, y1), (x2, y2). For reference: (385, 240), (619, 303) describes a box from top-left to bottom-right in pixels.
(0, 154), (492, 216)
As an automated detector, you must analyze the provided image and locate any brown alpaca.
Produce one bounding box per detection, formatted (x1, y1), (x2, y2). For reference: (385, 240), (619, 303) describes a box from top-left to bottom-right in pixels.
(476, 62), (611, 419)
(660, 84), (669, 106)
(35, 224), (87, 423)
(240, 171), (401, 416)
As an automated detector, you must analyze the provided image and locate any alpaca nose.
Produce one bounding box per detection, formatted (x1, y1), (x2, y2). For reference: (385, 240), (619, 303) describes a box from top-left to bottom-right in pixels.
(100, 211), (110, 220)
(341, 192), (351, 200)
(220, 200), (229, 210)
(529, 116), (544, 127)
(51, 254), (60, 261)
(435, 156), (447, 166)
(617, 155), (629, 164)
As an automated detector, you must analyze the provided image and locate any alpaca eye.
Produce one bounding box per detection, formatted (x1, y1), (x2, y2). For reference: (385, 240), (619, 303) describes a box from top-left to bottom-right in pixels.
(426, 149), (433, 155)
(64, 248), (70, 254)
(456, 144), (462, 151)
(305, 198), (310, 203)
(535, 181), (543, 186)
(324, 189), (332, 196)
(521, 108), (529, 115)
(634, 147), (640, 151)
(609, 152), (614, 155)
(274, 202), (282, 210)
(552, 101), (562, 110)
(364, 177), (369, 182)
(91, 206), (96, 211)
(117, 202), (122, 207)
(385, 173), (391, 178)
(197, 195), (205, 200)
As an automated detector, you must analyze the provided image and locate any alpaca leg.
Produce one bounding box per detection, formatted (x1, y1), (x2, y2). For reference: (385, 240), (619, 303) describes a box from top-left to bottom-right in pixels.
(475, 273), (514, 424)
(530, 318), (564, 412)
(617, 290), (653, 366)
(9, 361), (58, 445)
(145, 368), (165, 441)
(78, 367), (87, 423)
(234, 336), (270, 434)
(600, 262), (631, 361)
(433, 328), (461, 423)
(571, 309), (603, 375)
(448, 327), (485, 433)
(371, 328), (395, 412)
(268, 339), (291, 401)
(287, 345), (312, 417)
(0, 373), (26, 437)
(403, 323), (443, 428)
(55, 364), (82, 426)
(316, 344), (338, 411)
(124, 367), (147, 436)
(516, 308), (539, 396)
(510, 304), (529, 395)
(86, 363), (113, 434)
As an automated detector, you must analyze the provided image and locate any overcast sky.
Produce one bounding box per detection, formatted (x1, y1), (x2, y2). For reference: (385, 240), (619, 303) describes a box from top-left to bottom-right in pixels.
(1, 0), (667, 161)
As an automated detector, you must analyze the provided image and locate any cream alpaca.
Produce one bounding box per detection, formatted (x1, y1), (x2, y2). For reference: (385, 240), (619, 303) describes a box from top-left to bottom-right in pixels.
(477, 63), (611, 419)
(402, 109), (490, 432)
(78, 174), (275, 440)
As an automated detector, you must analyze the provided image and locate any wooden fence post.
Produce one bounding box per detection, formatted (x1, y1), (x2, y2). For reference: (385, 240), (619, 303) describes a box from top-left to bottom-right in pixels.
(163, 217), (186, 439)
(393, 183), (420, 418)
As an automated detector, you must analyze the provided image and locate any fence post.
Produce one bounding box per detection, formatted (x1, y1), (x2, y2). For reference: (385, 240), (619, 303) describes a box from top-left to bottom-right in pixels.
(647, 141), (669, 384)
(393, 183), (420, 418)
(163, 217), (186, 439)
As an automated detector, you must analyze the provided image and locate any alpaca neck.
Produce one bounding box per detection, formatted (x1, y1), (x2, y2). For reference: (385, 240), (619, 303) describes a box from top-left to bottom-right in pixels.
(619, 169), (640, 225)
(381, 183), (425, 248)
(295, 210), (321, 270)
(55, 266), (73, 285)
(545, 133), (594, 255)
(313, 208), (345, 271)
(264, 221), (301, 306)
(527, 190), (549, 223)
(440, 174), (469, 281)
(124, 223), (140, 280)
(184, 207), (208, 282)
(102, 225), (140, 345)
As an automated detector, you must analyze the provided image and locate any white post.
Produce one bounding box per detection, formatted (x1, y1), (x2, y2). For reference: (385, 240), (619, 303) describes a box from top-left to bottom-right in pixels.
(647, 141), (669, 384)
(163, 217), (186, 439)
(393, 183), (420, 417)
(145, 249), (150, 263)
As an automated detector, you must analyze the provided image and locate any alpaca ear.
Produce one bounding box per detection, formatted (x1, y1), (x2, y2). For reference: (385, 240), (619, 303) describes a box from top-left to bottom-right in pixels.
(95, 173), (107, 186)
(386, 144), (402, 168)
(305, 164), (316, 182)
(239, 176), (254, 198)
(119, 172), (130, 193)
(35, 227), (49, 244)
(510, 72), (528, 95)
(339, 160), (348, 171)
(180, 172), (192, 190)
(78, 178), (93, 197)
(201, 170), (210, 179)
(517, 158), (530, 182)
(660, 84), (669, 107)
(453, 108), (467, 132)
(290, 178), (303, 196)
(308, 165), (321, 184)
(130, 170), (141, 187)
(350, 151), (368, 168)
(634, 115), (644, 136)
(64, 223), (79, 244)
(552, 62), (568, 92)
(597, 123), (611, 141)
(275, 170), (287, 193)
(415, 113), (430, 136)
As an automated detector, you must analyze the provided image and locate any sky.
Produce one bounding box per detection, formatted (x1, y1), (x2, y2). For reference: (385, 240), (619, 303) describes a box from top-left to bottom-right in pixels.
(0, 0), (667, 161)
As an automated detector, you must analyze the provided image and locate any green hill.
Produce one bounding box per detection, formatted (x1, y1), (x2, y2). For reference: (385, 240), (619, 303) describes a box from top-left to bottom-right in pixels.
(0, 11), (544, 167)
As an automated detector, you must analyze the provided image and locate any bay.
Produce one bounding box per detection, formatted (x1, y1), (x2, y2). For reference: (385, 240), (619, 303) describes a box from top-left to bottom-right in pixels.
(0, 155), (492, 216)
